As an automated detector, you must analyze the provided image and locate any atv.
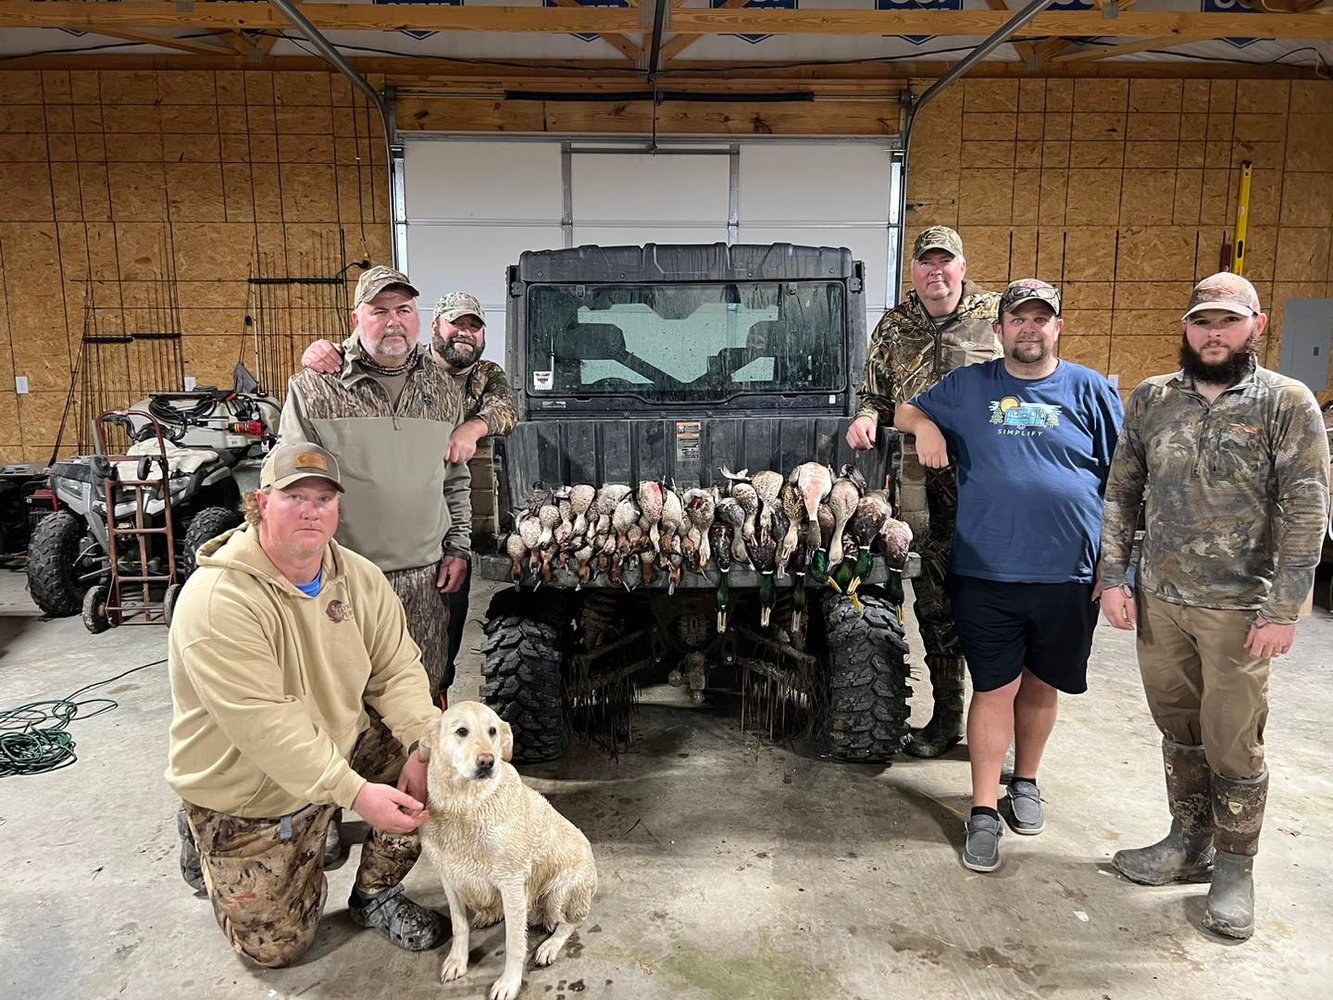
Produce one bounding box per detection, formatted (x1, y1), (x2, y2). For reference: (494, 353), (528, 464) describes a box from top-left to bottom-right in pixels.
(25, 381), (280, 618)
(474, 243), (917, 764)
(0, 463), (55, 569)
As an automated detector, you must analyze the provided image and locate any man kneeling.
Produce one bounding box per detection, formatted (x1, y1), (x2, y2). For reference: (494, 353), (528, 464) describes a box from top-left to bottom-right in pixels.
(165, 442), (444, 967)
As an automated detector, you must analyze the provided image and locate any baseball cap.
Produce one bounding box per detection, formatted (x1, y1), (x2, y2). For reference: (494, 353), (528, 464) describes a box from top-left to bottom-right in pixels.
(260, 442), (344, 492)
(353, 265), (419, 309)
(433, 291), (486, 325)
(1183, 272), (1261, 320)
(998, 278), (1062, 317)
(912, 226), (964, 261)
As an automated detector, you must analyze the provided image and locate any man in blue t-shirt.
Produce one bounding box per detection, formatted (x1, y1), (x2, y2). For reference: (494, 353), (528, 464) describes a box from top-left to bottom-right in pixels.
(895, 278), (1123, 873)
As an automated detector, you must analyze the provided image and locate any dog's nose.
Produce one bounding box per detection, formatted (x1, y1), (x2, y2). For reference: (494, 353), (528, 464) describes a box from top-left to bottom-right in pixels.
(476, 753), (495, 770)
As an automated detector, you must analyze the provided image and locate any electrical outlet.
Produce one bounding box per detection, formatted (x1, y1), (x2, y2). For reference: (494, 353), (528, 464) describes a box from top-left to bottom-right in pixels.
(15, 375), (28, 394)
(183, 376), (197, 391)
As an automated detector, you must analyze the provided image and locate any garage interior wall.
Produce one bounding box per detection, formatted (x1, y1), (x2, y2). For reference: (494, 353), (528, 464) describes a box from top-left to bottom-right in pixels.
(1, 70), (1331, 465)
(0, 69), (391, 465)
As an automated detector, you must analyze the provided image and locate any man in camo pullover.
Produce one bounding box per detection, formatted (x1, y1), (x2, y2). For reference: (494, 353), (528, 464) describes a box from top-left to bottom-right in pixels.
(1100, 272), (1330, 941)
(846, 226), (1001, 758)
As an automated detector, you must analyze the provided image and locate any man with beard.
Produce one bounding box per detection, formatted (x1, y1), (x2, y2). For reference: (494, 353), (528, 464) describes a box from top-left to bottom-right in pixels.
(847, 226), (1001, 759)
(895, 279), (1122, 873)
(301, 290), (518, 694)
(1099, 272), (1329, 940)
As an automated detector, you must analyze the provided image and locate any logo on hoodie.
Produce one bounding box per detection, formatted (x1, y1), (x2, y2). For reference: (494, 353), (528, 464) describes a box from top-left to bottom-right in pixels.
(326, 600), (353, 623)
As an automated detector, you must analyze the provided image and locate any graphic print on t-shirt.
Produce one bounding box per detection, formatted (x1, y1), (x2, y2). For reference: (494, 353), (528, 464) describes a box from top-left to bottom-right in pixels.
(988, 395), (1062, 436)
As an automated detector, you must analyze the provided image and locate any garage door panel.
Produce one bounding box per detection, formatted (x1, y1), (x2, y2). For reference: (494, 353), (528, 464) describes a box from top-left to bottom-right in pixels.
(572, 153), (730, 223)
(404, 141), (563, 220)
(740, 145), (893, 223)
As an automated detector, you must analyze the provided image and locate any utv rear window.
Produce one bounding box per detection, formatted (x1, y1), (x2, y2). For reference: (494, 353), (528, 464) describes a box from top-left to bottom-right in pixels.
(526, 281), (847, 401)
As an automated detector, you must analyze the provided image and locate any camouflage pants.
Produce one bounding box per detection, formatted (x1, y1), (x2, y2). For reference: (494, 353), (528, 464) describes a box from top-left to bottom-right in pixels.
(183, 713), (422, 968)
(912, 466), (964, 659)
(387, 561), (452, 702)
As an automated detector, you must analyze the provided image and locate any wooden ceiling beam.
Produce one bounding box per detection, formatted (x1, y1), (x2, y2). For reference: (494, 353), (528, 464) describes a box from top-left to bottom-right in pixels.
(1052, 34), (1198, 63)
(546, 0), (641, 65)
(82, 27), (238, 57)
(660, 0), (750, 66)
(3, 4), (1332, 39)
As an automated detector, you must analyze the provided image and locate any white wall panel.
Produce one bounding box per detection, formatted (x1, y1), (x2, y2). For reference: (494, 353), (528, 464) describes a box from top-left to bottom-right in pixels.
(570, 153), (730, 225)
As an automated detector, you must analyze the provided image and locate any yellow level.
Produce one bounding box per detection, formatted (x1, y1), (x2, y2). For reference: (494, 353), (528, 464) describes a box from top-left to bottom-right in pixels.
(1233, 160), (1253, 278)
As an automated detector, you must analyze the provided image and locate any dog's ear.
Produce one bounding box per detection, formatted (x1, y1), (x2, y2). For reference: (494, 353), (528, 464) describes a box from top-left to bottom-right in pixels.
(499, 720), (514, 762)
(418, 716), (441, 762)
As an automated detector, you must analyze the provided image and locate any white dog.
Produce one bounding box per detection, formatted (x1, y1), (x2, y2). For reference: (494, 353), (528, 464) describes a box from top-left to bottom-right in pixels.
(418, 701), (598, 1000)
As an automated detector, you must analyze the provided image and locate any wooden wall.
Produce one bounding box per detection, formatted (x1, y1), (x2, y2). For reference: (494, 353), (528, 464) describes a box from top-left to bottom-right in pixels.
(1, 70), (1330, 464)
(0, 69), (390, 465)
(907, 77), (1333, 401)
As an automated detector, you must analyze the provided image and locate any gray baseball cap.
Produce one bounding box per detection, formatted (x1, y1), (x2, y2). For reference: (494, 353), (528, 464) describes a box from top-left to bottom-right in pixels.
(1183, 272), (1261, 319)
(998, 278), (1062, 317)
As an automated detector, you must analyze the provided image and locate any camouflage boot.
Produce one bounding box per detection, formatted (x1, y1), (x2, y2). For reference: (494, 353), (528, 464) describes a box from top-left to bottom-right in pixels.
(905, 655), (965, 758)
(1204, 769), (1267, 941)
(349, 884), (447, 951)
(1113, 739), (1215, 885)
(176, 808), (206, 894)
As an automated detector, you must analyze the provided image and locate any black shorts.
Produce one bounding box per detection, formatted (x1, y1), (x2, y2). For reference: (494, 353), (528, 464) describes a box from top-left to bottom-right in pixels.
(945, 574), (1098, 695)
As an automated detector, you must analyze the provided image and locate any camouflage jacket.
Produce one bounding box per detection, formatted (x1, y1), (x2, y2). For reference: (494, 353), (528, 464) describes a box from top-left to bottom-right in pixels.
(854, 281), (1002, 424)
(281, 340), (472, 570)
(455, 358), (518, 438)
(1101, 363), (1331, 623)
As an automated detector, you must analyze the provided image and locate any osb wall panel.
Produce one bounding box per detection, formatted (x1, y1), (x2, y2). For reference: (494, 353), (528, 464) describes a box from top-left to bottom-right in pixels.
(0, 70), (392, 464)
(909, 77), (1333, 404)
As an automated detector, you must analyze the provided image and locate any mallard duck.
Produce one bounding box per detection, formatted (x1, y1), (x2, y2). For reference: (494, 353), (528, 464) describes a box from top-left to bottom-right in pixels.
(731, 481), (760, 551)
(790, 462), (834, 523)
(825, 474), (862, 566)
(715, 496), (748, 565)
(750, 469), (784, 544)
(681, 487), (716, 572)
(708, 518), (734, 633)
(504, 530), (527, 584)
(592, 483), (632, 536)
(745, 525), (778, 627)
(517, 510), (543, 578)
(775, 480), (804, 574)
(658, 486), (685, 563)
(636, 479), (665, 551)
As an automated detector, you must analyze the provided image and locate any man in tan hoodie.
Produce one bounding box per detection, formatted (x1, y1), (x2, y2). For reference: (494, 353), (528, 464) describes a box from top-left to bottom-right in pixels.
(166, 442), (445, 967)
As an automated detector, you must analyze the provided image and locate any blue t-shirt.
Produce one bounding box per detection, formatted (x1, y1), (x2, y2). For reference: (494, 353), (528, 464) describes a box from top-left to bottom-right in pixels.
(910, 358), (1124, 584)
(295, 569), (323, 598)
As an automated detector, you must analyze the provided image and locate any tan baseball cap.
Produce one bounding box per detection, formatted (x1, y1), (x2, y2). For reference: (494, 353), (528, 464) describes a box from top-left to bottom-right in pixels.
(433, 291), (486, 325)
(261, 442), (344, 492)
(353, 265), (419, 309)
(912, 225), (964, 261)
(1183, 272), (1261, 319)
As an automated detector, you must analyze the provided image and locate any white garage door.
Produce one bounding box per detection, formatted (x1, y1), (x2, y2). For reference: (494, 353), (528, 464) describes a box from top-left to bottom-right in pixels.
(400, 138), (902, 363)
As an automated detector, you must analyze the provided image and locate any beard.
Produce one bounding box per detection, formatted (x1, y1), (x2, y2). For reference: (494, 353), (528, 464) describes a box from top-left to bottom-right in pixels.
(1179, 330), (1258, 385)
(1008, 340), (1051, 365)
(373, 326), (413, 358)
(434, 334), (480, 368)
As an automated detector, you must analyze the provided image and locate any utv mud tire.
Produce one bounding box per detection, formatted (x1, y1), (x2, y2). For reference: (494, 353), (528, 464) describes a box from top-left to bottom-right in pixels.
(480, 592), (569, 764)
(821, 589), (912, 763)
(26, 511), (92, 617)
(82, 584), (112, 634)
(182, 507), (244, 576)
(163, 582), (183, 627)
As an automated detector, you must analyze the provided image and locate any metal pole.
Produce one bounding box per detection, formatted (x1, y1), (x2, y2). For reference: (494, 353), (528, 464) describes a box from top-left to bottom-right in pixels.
(891, 0), (1054, 298)
(266, 0), (405, 268)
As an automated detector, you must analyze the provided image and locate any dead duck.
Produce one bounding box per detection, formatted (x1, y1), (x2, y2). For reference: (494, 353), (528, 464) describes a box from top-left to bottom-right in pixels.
(715, 496), (748, 566)
(825, 471), (863, 566)
(516, 510), (544, 579)
(749, 469), (785, 544)
(567, 484), (596, 537)
(658, 485), (685, 565)
(592, 483), (632, 537)
(745, 524), (779, 627)
(682, 487), (717, 572)
(708, 518), (734, 633)
(790, 462), (834, 523)
(504, 529), (528, 585)
(775, 480), (805, 574)
(636, 479), (666, 552)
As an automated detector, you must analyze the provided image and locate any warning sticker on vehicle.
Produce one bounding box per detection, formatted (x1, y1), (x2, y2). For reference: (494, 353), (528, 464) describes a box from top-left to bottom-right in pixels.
(532, 370), (553, 391)
(676, 420), (701, 464)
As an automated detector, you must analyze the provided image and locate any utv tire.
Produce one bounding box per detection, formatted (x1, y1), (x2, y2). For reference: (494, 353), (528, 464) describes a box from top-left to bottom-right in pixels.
(480, 591), (569, 764)
(163, 582), (183, 627)
(182, 507), (244, 576)
(821, 589), (912, 763)
(82, 584), (112, 634)
(26, 511), (93, 617)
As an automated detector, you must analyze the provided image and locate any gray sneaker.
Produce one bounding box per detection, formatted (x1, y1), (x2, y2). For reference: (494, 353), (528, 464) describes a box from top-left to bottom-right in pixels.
(963, 813), (1004, 872)
(1003, 779), (1045, 835)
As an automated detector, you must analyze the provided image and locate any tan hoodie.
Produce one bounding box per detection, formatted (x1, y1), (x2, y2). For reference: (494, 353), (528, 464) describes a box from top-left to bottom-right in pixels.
(165, 524), (440, 818)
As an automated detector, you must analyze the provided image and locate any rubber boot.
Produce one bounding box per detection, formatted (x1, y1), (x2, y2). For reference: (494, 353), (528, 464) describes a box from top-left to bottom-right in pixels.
(905, 655), (965, 758)
(1113, 739), (1215, 885)
(349, 884), (447, 951)
(1204, 770), (1267, 940)
(324, 808), (346, 868)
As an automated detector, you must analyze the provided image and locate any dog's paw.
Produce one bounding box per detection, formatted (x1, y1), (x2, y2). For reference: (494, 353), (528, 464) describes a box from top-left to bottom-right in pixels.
(489, 974), (522, 1000)
(534, 939), (562, 967)
(439, 954), (468, 983)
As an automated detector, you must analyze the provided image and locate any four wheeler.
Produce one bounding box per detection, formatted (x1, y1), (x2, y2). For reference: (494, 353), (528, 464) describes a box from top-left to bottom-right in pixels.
(26, 378), (280, 622)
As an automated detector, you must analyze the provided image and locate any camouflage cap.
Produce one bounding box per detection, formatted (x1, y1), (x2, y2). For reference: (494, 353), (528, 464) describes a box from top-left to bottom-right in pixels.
(353, 265), (419, 309)
(1183, 272), (1261, 319)
(912, 225), (964, 261)
(998, 278), (1062, 317)
(433, 291), (486, 325)
(260, 442), (344, 492)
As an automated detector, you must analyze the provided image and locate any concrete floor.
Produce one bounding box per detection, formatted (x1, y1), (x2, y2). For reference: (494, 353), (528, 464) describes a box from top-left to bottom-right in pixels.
(1, 568), (1330, 1000)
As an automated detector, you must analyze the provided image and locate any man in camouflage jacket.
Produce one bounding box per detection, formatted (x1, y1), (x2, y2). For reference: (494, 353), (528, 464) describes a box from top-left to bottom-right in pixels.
(846, 226), (1001, 757)
(1100, 272), (1330, 941)
(301, 290), (520, 693)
